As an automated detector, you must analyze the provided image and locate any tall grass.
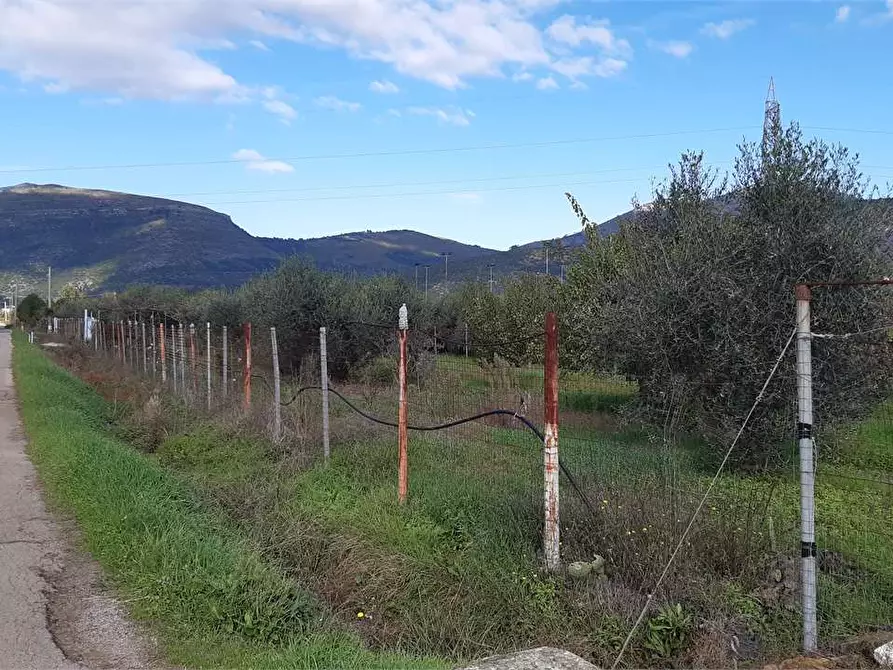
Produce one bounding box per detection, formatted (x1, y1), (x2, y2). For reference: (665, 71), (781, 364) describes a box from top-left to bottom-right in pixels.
(12, 332), (441, 669)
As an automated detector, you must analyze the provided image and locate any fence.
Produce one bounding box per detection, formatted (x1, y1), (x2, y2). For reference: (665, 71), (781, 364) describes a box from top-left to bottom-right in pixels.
(38, 294), (893, 662)
(795, 281), (893, 653)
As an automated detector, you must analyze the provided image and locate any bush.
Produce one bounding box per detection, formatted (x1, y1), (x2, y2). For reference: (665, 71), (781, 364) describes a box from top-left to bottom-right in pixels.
(16, 292), (47, 326)
(566, 123), (893, 464)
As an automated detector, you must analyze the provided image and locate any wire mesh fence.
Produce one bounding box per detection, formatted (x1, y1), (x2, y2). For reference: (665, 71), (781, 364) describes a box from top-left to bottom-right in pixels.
(33, 292), (893, 660)
(806, 283), (893, 644)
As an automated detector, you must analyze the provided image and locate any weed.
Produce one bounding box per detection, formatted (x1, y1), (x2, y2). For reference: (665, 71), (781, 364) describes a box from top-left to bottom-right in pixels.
(643, 603), (693, 660)
(13, 333), (440, 669)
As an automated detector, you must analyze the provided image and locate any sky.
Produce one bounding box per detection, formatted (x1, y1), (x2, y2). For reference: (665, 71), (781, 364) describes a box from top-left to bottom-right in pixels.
(1, 0), (892, 251)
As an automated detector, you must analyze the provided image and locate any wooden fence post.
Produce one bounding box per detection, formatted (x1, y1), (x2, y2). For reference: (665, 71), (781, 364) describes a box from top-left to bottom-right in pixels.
(543, 311), (561, 571)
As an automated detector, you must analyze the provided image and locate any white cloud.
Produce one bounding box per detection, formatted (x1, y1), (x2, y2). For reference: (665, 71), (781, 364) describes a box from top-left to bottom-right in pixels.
(546, 15), (632, 57)
(835, 5), (851, 22)
(314, 95), (362, 112)
(536, 76), (559, 90)
(369, 79), (399, 94)
(407, 106), (472, 126)
(592, 58), (627, 77)
(650, 40), (693, 58)
(512, 71), (534, 82)
(232, 148), (294, 173)
(701, 19), (755, 39)
(262, 99), (297, 123)
(450, 192), (482, 203)
(544, 15), (630, 80)
(0, 1), (634, 101)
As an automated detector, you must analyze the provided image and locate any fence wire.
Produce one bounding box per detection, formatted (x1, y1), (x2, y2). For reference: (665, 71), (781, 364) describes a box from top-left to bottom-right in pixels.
(809, 283), (893, 642)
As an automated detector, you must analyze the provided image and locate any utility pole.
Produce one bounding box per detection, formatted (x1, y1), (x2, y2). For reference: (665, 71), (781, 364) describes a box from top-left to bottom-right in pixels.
(545, 245), (549, 276)
(47, 266), (52, 309)
(440, 252), (452, 281)
(414, 263), (420, 291)
(423, 264), (430, 300)
(763, 77), (781, 158)
(487, 263), (496, 294)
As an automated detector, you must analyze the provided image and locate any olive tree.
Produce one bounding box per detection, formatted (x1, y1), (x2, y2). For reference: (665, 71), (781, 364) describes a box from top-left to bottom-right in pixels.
(569, 123), (893, 464)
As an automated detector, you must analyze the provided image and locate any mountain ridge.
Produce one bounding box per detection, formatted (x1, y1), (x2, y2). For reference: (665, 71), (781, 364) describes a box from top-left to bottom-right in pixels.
(1, 183), (563, 296)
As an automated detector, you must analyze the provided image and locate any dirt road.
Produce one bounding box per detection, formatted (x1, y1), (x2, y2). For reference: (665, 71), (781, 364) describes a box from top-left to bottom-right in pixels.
(0, 330), (157, 669)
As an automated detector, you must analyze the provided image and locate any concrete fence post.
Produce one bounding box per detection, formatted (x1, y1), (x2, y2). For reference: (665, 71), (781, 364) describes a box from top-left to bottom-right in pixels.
(243, 322), (252, 409)
(543, 311), (561, 572)
(795, 284), (818, 652)
(271, 327), (281, 442)
(141, 321), (148, 375)
(206, 322), (212, 411)
(222, 326), (228, 398)
(159, 323), (167, 384)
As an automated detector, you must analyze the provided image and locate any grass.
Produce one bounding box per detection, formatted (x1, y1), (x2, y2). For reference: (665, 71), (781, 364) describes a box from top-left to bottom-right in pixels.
(32, 335), (893, 667)
(12, 331), (442, 669)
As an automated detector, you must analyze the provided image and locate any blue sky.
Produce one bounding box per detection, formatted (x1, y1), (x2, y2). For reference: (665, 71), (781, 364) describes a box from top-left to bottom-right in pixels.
(1, 0), (892, 250)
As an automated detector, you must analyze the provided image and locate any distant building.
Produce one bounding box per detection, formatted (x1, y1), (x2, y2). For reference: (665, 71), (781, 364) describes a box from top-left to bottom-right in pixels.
(0, 304), (15, 327)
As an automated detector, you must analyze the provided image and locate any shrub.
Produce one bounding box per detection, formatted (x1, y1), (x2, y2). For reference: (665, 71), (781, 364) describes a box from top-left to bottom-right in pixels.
(566, 123), (893, 465)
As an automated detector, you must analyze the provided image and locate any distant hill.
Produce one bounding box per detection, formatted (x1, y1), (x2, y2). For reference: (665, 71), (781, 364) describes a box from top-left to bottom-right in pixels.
(449, 208), (637, 281)
(257, 230), (494, 276)
(0, 183), (281, 293)
(0, 184), (502, 296)
(14, 182), (853, 299)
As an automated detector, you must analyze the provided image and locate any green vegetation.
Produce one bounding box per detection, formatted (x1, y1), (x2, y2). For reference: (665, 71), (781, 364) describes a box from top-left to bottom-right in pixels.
(30, 328), (893, 667)
(12, 332), (441, 669)
(16, 292), (47, 326)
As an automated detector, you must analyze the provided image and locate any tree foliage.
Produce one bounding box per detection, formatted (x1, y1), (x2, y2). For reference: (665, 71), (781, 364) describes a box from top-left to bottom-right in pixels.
(566, 123), (893, 463)
(17, 293), (48, 326)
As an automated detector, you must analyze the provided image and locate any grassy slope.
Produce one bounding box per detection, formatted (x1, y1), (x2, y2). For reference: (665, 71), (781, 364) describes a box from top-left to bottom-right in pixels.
(11, 331), (441, 669)
(21, 336), (892, 666)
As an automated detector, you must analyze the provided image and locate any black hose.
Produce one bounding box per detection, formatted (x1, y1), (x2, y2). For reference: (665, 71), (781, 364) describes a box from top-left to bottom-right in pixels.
(281, 384), (599, 517)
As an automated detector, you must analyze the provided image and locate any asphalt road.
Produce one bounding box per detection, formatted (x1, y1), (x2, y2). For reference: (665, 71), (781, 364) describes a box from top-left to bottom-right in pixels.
(0, 329), (79, 668)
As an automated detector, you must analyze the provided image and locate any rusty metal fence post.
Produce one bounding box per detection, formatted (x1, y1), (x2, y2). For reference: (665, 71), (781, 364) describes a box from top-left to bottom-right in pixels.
(271, 326), (281, 442)
(543, 311), (561, 571)
(320, 326), (330, 465)
(398, 304), (409, 504)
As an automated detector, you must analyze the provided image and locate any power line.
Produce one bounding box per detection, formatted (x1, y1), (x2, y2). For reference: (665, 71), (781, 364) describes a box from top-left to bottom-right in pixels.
(162, 163), (730, 199)
(5, 173), (892, 214)
(0, 127), (758, 175)
(199, 177), (679, 205)
(0, 176), (679, 216)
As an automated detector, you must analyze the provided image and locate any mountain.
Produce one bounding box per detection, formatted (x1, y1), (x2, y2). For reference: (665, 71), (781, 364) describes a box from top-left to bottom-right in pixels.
(257, 230), (494, 276)
(0, 183), (282, 293)
(0, 184), (500, 296)
(448, 208), (637, 281)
